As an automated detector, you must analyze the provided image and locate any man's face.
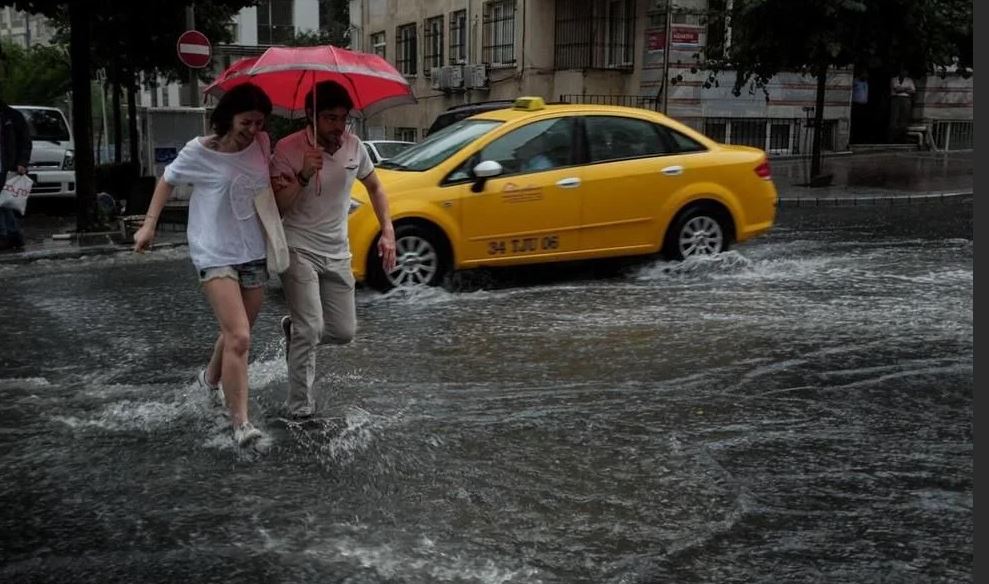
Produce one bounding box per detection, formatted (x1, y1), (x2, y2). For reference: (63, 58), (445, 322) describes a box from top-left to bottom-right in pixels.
(314, 106), (349, 148)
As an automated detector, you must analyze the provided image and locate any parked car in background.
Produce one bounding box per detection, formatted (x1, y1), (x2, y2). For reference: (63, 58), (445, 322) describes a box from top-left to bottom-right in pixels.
(348, 97), (779, 291)
(363, 140), (415, 165)
(12, 105), (75, 198)
(425, 100), (515, 136)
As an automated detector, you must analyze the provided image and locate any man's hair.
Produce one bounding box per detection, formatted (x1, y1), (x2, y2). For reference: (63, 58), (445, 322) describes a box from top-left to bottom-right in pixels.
(210, 82), (273, 136)
(303, 81), (354, 117)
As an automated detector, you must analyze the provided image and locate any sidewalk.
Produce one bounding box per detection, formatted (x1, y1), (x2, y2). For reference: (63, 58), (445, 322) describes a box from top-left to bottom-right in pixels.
(773, 149), (973, 206)
(0, 149), (974, 265)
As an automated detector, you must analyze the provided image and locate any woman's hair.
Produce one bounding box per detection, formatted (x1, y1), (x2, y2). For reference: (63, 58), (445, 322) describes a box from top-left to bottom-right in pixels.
(303, 81), (354, 118)
(210, 82), (273, 135)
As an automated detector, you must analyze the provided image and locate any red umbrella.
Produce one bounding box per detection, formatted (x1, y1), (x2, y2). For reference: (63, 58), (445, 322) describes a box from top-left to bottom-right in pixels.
(203, 45), (416, 119)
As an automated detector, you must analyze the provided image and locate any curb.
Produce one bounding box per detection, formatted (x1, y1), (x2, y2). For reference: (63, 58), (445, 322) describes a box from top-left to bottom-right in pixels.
(0, 240), (188, 266)
(777, 191), (973, 208)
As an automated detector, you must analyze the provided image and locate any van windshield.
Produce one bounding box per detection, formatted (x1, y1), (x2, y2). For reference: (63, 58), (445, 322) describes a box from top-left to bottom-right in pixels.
(377, 119), (501, 172)
(17, 108), (71, 142)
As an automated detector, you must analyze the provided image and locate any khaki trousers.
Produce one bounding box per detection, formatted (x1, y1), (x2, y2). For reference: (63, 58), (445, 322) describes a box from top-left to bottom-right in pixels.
(281, 248), (356, 414)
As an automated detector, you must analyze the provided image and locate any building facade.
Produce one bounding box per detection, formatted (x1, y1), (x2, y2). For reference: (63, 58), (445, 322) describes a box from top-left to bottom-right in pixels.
(348, 0), (973, 152)
(0, 7), (55, 48)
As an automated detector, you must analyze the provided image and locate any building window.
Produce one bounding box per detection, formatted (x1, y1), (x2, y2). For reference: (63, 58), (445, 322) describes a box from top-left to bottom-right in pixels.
(449, 9), (467, 64)
(424, 16), (444, 76)
(555, 0), (634, 70)
(483, 0), (516, 66)
(395, 127), (417, 142)
(396, 23), (418, 76)
(370, 31), (386, 58)
(257, 0), (295, 45)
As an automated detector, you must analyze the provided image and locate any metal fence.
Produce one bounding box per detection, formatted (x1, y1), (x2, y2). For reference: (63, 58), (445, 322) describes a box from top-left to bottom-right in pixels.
(931, 119), (974, 151)
(558, 94), (836, 155)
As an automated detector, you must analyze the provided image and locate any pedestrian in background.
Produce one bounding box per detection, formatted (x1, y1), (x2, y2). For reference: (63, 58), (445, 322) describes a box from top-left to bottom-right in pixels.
(270, 80), (396, 419)
(889, 68), (916, 143)
(133, 83), (274, 448)
(0, 44), (32, 252)
(850, 69), (869, 143)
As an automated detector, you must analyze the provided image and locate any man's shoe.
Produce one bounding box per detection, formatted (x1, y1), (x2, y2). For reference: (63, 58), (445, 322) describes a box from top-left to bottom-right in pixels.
(197, 368), (224, 409)
(234, 421), (264, 447)
(281, 315), (292, 346)
(288, 404), (315, 420)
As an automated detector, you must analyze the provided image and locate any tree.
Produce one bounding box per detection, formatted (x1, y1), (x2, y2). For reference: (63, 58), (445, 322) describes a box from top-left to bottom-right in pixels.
(0, 40), (70, 106)
(1, 0), (256, 232)
(703, 0), (972, 182)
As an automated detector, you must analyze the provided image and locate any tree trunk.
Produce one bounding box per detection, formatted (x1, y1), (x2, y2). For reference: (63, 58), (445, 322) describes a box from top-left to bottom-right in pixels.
(127, 76), (139, 169)
(112, 62), (123, 164)
(811, 67), (827, 179)
(69, 2), (96, 232)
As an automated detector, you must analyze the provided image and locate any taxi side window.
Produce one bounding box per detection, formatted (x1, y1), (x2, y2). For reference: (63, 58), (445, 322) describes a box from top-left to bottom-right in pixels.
(655, 125), (708, 153)
(586, 116), (670, 162)
(480, 118), (575, 175)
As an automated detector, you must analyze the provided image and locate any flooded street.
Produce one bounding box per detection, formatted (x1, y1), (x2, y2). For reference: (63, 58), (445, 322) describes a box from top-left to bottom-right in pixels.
(0, 200), (972, 583)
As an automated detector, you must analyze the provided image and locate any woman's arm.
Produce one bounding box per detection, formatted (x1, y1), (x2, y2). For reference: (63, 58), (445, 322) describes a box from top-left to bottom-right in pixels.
(133, 178), (175, 253)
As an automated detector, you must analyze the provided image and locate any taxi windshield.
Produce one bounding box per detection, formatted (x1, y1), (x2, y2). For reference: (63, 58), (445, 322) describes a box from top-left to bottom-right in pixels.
(378, 119), (501, 171)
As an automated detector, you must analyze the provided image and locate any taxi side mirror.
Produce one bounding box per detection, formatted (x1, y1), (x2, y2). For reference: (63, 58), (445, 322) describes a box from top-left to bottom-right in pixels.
(471, 160), (503, 192)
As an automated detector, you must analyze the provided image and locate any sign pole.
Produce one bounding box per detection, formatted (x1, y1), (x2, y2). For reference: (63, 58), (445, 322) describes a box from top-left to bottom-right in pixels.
(186, 5), (197, 107)
(661, 1), (673, 114)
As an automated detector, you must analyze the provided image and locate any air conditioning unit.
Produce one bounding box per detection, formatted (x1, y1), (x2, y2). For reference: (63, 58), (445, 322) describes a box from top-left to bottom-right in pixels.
(432, 65), (465, 91)
(464, 64), (488, 89)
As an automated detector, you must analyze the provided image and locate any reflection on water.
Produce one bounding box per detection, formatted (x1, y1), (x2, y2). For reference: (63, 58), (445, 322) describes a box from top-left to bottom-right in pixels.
(0, 203), (972, 583)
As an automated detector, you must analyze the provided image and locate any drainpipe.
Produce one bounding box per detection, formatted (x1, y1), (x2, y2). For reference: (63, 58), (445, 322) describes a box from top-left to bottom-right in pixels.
(661, 0), (673, 114)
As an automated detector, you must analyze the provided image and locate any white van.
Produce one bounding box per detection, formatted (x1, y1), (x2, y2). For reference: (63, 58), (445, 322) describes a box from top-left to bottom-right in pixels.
(12, 105), (75, 198)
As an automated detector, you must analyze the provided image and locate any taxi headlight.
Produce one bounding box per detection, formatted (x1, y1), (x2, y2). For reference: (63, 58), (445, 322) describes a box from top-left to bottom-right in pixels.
(348, 198), (362, 215)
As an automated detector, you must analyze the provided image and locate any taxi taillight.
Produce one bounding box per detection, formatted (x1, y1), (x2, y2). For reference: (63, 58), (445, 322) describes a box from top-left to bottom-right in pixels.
(754, 160), (772, 180)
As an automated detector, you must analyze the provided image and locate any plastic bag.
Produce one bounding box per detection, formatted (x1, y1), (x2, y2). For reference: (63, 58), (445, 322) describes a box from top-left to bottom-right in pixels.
(0, 172), (33, 215)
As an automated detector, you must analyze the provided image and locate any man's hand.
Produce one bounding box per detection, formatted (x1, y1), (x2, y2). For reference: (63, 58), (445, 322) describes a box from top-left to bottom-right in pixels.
(15, 165), (27, 175)
(300, 147), (323, 183)
(378, 224), (396, 273)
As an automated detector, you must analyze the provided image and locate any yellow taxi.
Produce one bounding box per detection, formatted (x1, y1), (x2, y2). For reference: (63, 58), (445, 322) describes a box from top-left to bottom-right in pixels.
(350, 97), (777, 290)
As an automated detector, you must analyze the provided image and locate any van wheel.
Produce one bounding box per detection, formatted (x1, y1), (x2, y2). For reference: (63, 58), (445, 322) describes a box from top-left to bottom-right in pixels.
(663, 206), (731, 261)
(367, 224), (449, 291)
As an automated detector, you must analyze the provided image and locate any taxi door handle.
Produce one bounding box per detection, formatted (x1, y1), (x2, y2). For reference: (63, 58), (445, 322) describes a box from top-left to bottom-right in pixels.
(556, 177), (581, 188)
(661, 165), (684, 176)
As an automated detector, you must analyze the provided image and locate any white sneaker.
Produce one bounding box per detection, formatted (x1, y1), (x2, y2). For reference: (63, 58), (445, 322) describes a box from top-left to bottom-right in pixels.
(197, 368), (224, 409)
(233, 421), (263, 447)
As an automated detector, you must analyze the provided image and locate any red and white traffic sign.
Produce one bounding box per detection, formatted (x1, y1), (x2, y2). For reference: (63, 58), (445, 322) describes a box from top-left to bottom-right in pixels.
(177, 30), (211, 69)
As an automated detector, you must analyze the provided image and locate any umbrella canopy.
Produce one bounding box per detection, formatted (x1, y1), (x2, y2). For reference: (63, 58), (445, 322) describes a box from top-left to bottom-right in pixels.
(203, 45), (416, 119)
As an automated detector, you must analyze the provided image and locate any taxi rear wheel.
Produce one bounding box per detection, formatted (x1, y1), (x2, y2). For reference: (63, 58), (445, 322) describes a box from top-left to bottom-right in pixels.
(662, 205), (733, 261)
(368, 223), (450, 291)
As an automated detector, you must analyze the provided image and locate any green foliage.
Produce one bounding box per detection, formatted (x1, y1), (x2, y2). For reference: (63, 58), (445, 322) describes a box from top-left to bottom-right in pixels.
(0, 40), (70, 105)
(701, 0), (973, 95)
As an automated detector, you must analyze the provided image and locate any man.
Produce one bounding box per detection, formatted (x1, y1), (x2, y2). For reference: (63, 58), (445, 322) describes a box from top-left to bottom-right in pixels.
(0, 45), (32, 252)
(850, 70), (869, 143)
(888, 68), (916, 143)
(271, 80), (396, 418)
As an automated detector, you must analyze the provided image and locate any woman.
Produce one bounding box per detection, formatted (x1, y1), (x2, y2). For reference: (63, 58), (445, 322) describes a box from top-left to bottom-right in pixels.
(134, 83), (273, 448)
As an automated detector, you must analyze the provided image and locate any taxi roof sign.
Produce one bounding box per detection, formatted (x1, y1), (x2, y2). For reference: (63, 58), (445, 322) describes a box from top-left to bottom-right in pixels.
(513, 96), (546, 111)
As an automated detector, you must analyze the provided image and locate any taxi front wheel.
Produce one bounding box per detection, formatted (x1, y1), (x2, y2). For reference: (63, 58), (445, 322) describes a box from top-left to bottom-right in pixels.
(367, 224), (450, 291)
(662, 206), (733, 261)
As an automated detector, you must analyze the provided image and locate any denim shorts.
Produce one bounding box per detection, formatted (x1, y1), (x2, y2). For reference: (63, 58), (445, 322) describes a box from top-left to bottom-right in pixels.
(198, 259), (269, 289)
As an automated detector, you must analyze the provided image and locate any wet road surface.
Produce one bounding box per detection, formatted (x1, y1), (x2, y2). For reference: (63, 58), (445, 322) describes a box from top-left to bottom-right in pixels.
(0, 200), (972, 583)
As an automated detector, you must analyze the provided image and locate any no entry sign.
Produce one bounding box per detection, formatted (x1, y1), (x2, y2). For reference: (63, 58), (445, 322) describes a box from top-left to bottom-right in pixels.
(177, 30), (211, 69)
